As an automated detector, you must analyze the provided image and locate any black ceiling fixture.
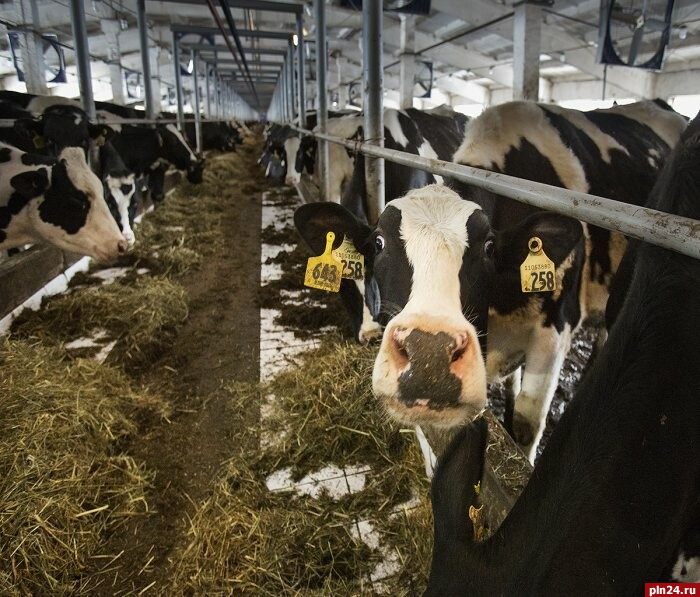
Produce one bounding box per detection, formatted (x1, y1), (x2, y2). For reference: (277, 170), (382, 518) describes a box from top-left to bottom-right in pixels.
(597, 0), (675, 69)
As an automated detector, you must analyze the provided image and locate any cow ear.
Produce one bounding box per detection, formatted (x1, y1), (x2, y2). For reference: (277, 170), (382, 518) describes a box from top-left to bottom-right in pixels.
(496, 212), (584, 269)
(294, 201), (372, 256)
(427, 417), (488, 594)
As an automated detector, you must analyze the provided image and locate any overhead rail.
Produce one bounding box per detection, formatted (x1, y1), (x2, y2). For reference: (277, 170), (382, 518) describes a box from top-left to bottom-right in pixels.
(293, 127), (700, 260)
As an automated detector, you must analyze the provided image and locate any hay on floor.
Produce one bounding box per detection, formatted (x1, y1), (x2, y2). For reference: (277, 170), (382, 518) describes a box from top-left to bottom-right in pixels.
(0, 338), (170, 595)
(169, 335), (434, 595)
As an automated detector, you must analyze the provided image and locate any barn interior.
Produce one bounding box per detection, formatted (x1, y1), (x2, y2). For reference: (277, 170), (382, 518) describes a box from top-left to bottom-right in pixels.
(0, 0), (699, 594)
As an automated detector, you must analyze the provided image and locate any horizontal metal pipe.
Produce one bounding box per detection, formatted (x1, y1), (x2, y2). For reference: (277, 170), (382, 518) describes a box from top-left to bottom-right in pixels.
(300, 128), (700, 260)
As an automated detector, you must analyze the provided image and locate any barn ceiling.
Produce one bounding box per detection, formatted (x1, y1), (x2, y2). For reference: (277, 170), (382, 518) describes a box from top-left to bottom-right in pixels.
(0, 0), (698, 115)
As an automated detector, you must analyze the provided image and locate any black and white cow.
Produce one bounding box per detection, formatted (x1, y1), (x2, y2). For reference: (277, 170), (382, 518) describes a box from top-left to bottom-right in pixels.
(183, 118), (241, 152)
(446, 99), (686, 459)
(99, 141), (137, 246)
(299, 100), (686, 462)
(107, 122), (204, 201)
(0, 143), (128, 262)
(424, 113), (700, 595)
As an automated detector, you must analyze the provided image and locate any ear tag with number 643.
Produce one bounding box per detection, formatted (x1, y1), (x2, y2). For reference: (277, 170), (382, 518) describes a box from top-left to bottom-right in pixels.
(304, 231), (342, 293)
(332, 236), (364, 280)
(520, 236), (556, 293)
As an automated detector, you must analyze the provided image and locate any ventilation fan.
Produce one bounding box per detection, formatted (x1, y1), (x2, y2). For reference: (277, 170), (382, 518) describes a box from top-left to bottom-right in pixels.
(348, 81), (362, 107)
(597, 0), (675, 69)
(8, 32), (67, 84)
(414, 61), (433, 98)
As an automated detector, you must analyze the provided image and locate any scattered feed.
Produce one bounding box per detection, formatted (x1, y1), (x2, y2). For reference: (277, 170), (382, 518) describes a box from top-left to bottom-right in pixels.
(0, 337), (169, 596)
(169, 335), (433, 595)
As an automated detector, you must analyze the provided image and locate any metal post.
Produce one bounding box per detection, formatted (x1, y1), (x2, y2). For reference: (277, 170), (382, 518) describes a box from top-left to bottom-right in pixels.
(136, 0), (154, 119)
(362, 0), (385, 223)
(296, 15), (306, 127)
(172, 31), (185, 130)
(205, 62), (211, 118)
(314, 0), (330, 200)
(69, 0), (96, 120)
(288, 39), (295, 122)
(192, 49), (202, 153)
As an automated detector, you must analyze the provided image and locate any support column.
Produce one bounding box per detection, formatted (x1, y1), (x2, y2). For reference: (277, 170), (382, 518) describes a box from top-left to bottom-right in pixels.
(205, 62), (212, 118)
(296, 15), (306, 127)
(287, 39), (295, 123)
(69, 0), (95, 120)
(314, 0), (330, 200)
(136, 0), (155, 119)
(513, 2), (541, 101)
(399, 14), (415, 110)
(362, 0), (384, 223)
(150, 45), (162, 115)
(101, 19), (125, 104)
(18, 0), (48, 95)
(192, 50), (202, 153)
(172, 31), (184, 130)
(335, 53), (346, 109)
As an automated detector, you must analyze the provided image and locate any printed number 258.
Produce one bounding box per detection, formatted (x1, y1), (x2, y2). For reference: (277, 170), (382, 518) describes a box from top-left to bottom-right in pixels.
(342, 259), (363, 278)
(530, 271), (554, 291)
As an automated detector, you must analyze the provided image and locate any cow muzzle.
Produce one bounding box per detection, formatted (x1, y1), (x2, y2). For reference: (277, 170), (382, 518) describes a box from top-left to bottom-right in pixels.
(373, 320), (486, 427)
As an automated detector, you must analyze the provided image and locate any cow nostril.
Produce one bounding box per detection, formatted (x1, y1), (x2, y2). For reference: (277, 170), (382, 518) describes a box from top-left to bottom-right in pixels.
(391, 327), (410, 368)
(117, 240), (128, 254)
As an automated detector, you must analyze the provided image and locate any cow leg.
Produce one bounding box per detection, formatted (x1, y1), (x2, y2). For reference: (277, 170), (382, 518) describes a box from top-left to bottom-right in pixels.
(502, 367), (521, 437)
(512, 324), (572, 462)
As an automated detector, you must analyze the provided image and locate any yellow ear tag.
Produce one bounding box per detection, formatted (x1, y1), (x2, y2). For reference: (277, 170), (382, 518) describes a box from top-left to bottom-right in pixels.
(32, 131), (46, 149)
(332, 235), (364, 280)
(304, 231), (342, 293)
(520, 236), (556, 293)
(95, 134), (106, 147)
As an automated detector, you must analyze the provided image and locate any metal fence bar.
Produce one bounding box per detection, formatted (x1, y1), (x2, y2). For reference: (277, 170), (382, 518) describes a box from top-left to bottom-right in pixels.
(294, 127), (700, 260)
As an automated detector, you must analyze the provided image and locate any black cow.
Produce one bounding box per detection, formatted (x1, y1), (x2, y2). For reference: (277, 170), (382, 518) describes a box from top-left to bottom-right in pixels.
(0, 143), (127, 262)
(183, 118), (241, 152)
(424, 113), (700, 595)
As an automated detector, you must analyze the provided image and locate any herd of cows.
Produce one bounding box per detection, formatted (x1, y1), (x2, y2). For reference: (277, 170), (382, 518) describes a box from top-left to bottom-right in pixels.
(263, 101), (698, 591)
(0, 89), (246, 261)
(0, 87), (697, 591)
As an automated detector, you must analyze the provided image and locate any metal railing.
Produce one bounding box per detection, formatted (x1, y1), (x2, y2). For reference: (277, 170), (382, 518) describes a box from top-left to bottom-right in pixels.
(292, 126), (700, 260)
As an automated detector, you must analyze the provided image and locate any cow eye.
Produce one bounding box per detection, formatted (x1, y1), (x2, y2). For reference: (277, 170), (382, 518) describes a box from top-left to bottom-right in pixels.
(375, 235), (385, 252)
(484, 238), (495, 258)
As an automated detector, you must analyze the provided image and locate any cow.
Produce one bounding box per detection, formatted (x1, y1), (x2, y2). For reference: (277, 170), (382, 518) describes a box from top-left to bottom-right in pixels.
(183, 118), (241, 152)
(299, 100), (686, 462)
(106, 122), (205, 200)
(0, 143), (128, 262)
(423, 114), (700, 595)
(99, 141), (137, 246)
(0, 100), (113, 157)
(445, 99), (686, 459)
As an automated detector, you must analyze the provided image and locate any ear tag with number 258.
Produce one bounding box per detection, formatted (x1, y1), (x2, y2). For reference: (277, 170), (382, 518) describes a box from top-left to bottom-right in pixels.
(304, 231), (342, 293)
(332, 236), (364, 280)
(520, 236), (556, 293)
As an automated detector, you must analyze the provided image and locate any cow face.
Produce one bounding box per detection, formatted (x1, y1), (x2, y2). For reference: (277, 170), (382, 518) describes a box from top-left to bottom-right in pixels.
(40, 105), (91, 155)
(295, 184), (583, 428)
(284, 135), (301, 185)
(104, 172), (136, 245)
(157, 124), (204, 183)
(295, 136), (317, 177)
(30, 147), (128, 262)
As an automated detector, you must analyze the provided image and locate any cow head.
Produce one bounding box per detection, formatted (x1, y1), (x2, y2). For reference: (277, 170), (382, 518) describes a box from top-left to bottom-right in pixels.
(26, 147), (128, 262)
(157, 124), (204, 183)
(295, 136), (317, 177)
(104, 172), (137, 246)
(40, 105), (92, 155)
(295, 184), (583, 428)
(284, 135), (301, 185)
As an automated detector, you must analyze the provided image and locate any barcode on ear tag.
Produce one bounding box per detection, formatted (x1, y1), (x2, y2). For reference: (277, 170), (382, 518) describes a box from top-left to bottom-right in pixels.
(332, 236), (364, 280)
(520, 236), (556, 293)
(304, 231), (342, 293)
